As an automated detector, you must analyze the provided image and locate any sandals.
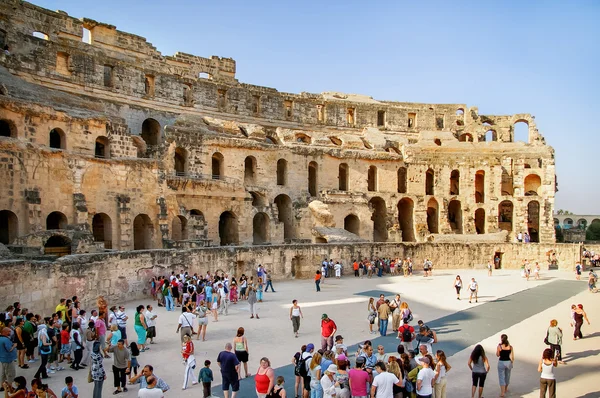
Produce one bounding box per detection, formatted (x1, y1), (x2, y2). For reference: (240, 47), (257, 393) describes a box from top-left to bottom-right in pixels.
(113, 390), (121, 395)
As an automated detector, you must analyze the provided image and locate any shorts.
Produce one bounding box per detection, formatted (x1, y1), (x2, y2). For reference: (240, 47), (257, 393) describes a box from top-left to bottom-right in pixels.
(235, 350), (249, 363)
(303, 376), (311, 391)
(60, 344), (71, 355)
(118, 326), (128, 339)
(212, 302), (218, 310)
(222, 374), (240, 391)
(198, 317), (208, 326)
(240, 288), (247, 296)
(472, 372), (487, 387)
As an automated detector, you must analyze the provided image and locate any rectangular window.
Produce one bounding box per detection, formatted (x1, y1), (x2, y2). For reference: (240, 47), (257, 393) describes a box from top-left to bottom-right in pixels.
(377, 110), (385, 127)
(347, 108), (355, 126)
(436, 116), (444, 130)
(217, 89), (227, 110)
(317, 105), (325, 122)
(408, 112), (416, 128)
(103, 65), (113, 87)
(144, 74), (155, 97)
(56, 52), (71, 76)
(284, 100), (293, 119)
(252, 95), (261, 115)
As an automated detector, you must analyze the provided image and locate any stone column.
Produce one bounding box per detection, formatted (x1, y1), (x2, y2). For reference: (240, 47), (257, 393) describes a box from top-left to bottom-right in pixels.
(24, 188), (42, 233)
(116, 195), (131, 250)
(72, 193), (89, 230)
(157, 196), (168, 248)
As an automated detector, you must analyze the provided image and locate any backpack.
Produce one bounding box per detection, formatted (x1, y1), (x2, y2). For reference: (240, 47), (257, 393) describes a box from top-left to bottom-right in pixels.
(404, 311), (413, 323)
(224, 284), (229, 294)
(401, 326), (412, 343)
(295, 355), (311, 377)
(403, 376), (414, 393)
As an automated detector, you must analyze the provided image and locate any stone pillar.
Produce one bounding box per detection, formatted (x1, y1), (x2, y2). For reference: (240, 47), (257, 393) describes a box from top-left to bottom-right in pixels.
(157, 196), (168, 248)
(24, 188), (42, 233)
(116, 195), (131, 250)
(72, 193), (89, 230)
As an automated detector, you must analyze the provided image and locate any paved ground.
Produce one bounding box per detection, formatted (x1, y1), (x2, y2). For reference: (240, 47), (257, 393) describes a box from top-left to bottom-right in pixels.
(19, 268), (597, 397)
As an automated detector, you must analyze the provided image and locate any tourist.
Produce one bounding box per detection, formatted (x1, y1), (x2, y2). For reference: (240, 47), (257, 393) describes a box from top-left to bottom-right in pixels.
(1, 376), (28, 397)
(176, 306), (196, 343)
(255, 357), (275, 398)
(217, 343), (240, 398)
(334, 262), (342, 279)
(399, 302), (412, 324)
(290, 300), (304, 338)
(265, 270), (276, 292)
(229, 282), (238, 303)
(181, 334), (197, 390)
(320, 364), (338, 398)
(496, 334), (514, 397)
(468, 278), (478, 303)
(59, 323), (71, 365)
(301, 344), (315, 398)
(575, 262), (582, 280)
(271, 376), (286, 398)
(218, 282), (229, 316)
(386, 360), (403, 397)
(415, 327), (436, 355)
(81, 320), (95, 367)
(94, 314), (108, 358)
(292, 345), (306, 398)
(390, 294), (402, 333)
(90, 342), (105, 398)
(115, 306), (128, 346)
(308, 352), (322, 398)
(61, 376), (78, 398)
(34, 323), (51, 379)
(371, 361), (403, 398)
(144, 305), (157, 345)
(467, 344), (489, 398)
(320, 314), (337, 351)
(138, 376), (164, 398)
(534, 262), (541, 280)
(199, 360), (213, 398)
(210, 286), (219, 321)
(487, 261), (493, 276)
(375, 345), (389, 363)
(31, 378), (58, 397)
(378, 300), (391, 336)
(129, 365), (170, 392)
(195, 300), (209, 341)
(239, 276), (248, 300)
(572, 304), (590, 339)
(538, 348), (557, 398)
(0, 327), (16, 389)
(315, 270), (322, 292)
(134, 305), (147, 352)
(434, 350), (451, 398)
(233, 327), (250, 379)
(13, 318), (27, 369)
(108, 339), (131, 395)
(348, 357), (369, 398)
(398, 319), (415, 353)
(367, 298), (377, 334)
(454, 275), (463, 300)
(106, 324), (121, 356)
(416, 356), (434, 398)
(248, 286), (259, 319)
(334, 358), (350, 398)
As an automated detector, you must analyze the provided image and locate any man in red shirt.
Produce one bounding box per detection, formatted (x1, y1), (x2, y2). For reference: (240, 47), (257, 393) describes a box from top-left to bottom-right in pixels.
(320, 314), (337, 351)
(397, 319), (415, 353)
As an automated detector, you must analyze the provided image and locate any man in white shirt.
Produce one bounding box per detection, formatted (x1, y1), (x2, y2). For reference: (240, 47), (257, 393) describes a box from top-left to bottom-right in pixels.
(116, 306), (129, 345)
(137, 376), (164, 398)
(371, 361), (403, 398)
(217, 283), (229, 316)
(416, 357), (435, 397)
(144, 305), (157, 344)
(176, 307), (196, 343)
(89, 309), (98, 323)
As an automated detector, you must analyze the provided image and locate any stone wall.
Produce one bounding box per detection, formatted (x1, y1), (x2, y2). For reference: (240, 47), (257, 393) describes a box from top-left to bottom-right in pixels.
(0, 242), (581, 316)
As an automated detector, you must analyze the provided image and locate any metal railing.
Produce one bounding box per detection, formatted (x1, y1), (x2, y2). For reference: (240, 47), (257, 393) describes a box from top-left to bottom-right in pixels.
(166, 172), (241, 185)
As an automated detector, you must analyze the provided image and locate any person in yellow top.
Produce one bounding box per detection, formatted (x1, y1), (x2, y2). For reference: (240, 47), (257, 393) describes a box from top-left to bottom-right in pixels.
(55, 299), (68, 321)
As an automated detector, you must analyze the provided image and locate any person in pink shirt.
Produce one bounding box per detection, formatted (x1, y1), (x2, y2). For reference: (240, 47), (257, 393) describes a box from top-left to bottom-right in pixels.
(348, 357), (370, 398)
(94, 315), (108, 358)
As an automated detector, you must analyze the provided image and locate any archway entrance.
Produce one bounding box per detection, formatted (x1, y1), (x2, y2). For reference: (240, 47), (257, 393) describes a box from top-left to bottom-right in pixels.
(274, 194), (294, 241)
(527, 201), (540, 242)
(425, 169), (434, 195)
(475, 171), (485, 203)
(308, 161), (318, 196)
(450, 170), (460, 195)
(44, 235), (72, 257)
(397, 198), (415, 242)
(426, 198), (438, 234)
(448, 200), (463, 234)
(475, 208), (485, 234)
(46, 211), (67, 230)
(219, 211), (239, 245)
(92, 213), (112, 249)
(133, 214), (153, 250)
(141, 119), (160, 146)
(344, 214), (360, 236)
(172, 215), (188, 241)
(252, 212), (269, 244)
(0, 210), (17, 244)
(369, 197), (388, 242)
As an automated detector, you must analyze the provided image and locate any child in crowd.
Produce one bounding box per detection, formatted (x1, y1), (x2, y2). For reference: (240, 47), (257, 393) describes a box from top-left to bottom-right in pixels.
(61, 376), (78, 398)
(129, 342), (140, 376)
(257, 282), (264, 302)
(59, 323), (71, 364)
(199, 359), (213, 398)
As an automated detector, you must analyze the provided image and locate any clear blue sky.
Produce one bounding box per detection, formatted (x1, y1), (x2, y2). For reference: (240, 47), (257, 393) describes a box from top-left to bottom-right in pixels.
(34, 0), (600, 214)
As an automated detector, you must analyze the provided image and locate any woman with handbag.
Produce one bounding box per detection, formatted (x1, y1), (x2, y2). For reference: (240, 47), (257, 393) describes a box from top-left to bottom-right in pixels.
(367, 298), (377, 334)
(545, 320), (564, 364)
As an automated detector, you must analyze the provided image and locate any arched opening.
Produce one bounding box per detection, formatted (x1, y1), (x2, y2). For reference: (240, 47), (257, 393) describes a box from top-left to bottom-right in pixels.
(527, 201), (540, 242)
(485, 130), (497, 142)
(32, 31), (49, 40)
(426, 198), (439, 234)
(367, 166), (378, 192)
(425, 168), (434, 195)
(397, 167), (407, 193)
(244, 156), (256, 185)
(92, 213), (112, 249)
(275, 194), (294, 241)
(458, 133), (473, 142)
(308, 161), (318, 196)
(211, 152), (224, 180)
(49, 128), (65, 149)
(577, 219), (588, 229)
(450, 170), (460, 195)
(456, 109), (464, 116)
(498, 201), (514, 232)
(0, 120), (16, 138)
(252, 212), (269, 244)
(397, 198), (415, 242)
(44, 235), (71, 257)
(172, 215), (188, 241)
(344, 214), (360, 236)
(218, 211), (238, 245)
(141, 119), (161, 146)
(369, 197), (388, 242)
(249, 192), (264, 207)
(475, 208), (485, 234)
(513, 121), (529, 143)
(524, 174), (541, 196)
(46, 211), (67, 230)
(133, 214), (153, 250)
(276, 159), (287, 186)
(94, 136), (109, 159)
(338, 163), (349, 191)
(174, 147), (187, 176)
(475, 170), (485, 203)
(554, 218), (560, 227)
(448, 200), (463, 234)
(591, 219), (600, 226)
(0, 210), (18, 244)
(296, 133), (311, 144)
(564, 218), (574, 229)
(198, 72), (212, 79)
(501, 167), (514, 196)
(189, 210), (207, 239)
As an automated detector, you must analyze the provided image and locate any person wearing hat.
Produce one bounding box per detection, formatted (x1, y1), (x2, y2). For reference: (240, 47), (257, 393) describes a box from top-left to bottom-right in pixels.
(301, 344), (315, 398)
(321, 315), (337, 352)
(370, 361), (403, 398)
(416, 356), (435, 398)
(334, 335), (347, 357)
(320, 364), (339, 398)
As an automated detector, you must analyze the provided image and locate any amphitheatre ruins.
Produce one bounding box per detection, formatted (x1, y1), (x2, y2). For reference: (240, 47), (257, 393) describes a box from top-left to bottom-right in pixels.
(0, 1), (578, 312)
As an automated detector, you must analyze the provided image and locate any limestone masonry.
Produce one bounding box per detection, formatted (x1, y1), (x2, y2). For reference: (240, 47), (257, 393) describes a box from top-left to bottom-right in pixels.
(0, 1), (563, 310)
